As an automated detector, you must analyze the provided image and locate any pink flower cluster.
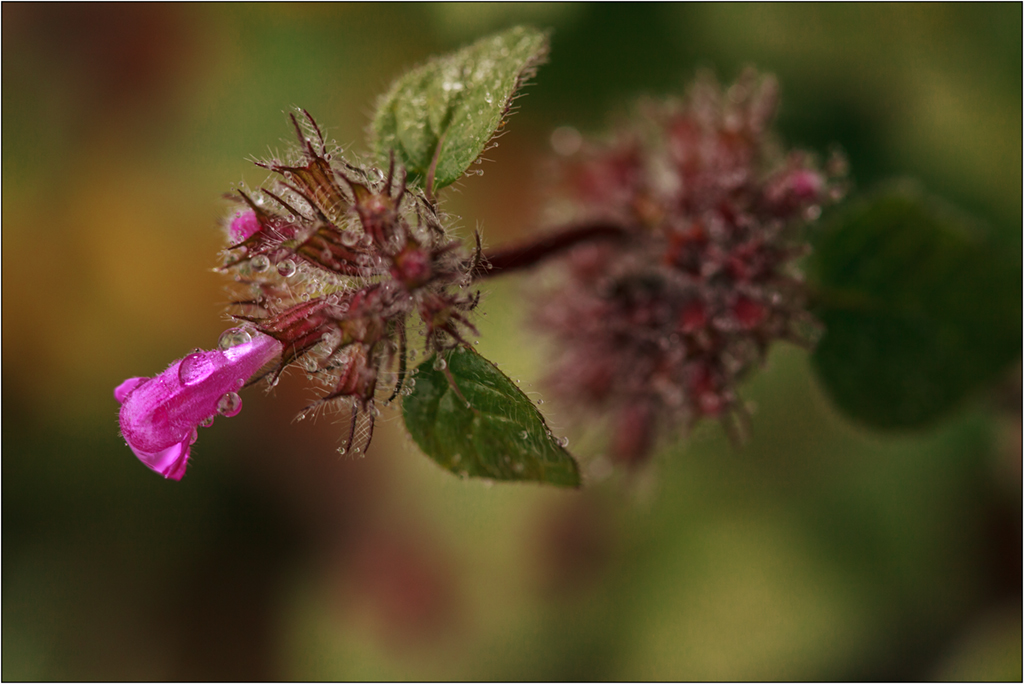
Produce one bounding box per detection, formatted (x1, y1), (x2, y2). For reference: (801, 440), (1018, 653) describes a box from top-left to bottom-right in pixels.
(117, 111), (480, 479)
(536, 70), (845, 464)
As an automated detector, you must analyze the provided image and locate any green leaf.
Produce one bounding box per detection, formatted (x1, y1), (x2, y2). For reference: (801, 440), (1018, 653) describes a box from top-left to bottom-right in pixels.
(371, 25), (549, 193)
(402, 347), (580, 487)
(809, 184), (1021, 429)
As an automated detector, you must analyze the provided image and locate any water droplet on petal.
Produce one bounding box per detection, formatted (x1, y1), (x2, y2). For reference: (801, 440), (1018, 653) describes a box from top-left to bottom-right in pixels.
(218, 327), (252, 350)
(179, 353), (212, 385)
(200, 416), (215, 428)
(217, 392), (242, 417)
(189, 427), (199, 444)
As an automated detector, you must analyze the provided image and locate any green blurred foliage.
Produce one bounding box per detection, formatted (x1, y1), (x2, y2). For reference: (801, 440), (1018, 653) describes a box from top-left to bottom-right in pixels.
(811, 185), (1022, 429)
(3, 4), (1020, 680)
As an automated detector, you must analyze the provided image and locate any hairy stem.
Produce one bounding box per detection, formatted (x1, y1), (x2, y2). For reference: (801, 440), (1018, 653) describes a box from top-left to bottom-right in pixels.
(476, 222), (629, 279)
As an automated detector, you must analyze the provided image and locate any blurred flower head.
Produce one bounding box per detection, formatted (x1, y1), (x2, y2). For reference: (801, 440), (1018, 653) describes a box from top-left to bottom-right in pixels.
(536, 69), (847, 464)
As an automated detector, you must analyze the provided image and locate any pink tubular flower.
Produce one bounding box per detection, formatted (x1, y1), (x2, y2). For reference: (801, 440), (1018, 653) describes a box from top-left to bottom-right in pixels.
(115, 332), (282, 480)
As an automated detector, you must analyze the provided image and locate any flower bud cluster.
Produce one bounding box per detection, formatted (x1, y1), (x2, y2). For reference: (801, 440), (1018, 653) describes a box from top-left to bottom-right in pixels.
(221, 112), (481, 454)
(117, 111), (480, 478)
(535, 70), (846, 464)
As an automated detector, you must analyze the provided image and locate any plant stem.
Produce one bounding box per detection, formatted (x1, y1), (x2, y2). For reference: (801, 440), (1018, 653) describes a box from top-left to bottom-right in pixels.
(477, 222), (629, 279)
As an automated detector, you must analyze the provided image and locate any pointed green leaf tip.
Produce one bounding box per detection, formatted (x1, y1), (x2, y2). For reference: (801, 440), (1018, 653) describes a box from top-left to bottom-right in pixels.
(372, 26), (549, 194)
(809, 184), (1022, 429)
(402, 347), (580, 487)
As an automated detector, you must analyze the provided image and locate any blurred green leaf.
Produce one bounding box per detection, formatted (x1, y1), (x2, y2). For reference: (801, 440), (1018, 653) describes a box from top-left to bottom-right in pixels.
(402, 346), (580, 487)
(371, 25), (548, 193)
(809, 185), (1022, 428)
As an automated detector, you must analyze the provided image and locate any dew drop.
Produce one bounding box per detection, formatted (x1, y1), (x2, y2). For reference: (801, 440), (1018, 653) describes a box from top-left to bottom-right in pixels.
(178, 353), (212, 385)
(433, 356), (447, 371)
(276, 259), (297, 277)
(217, 391), (242, 417)
(189, 427), (199, 444)
(200, 416), (215, 428)
(557, 436), (569, 448)
(520, 430), (529, 440)
(251, 254), (270, 272)
(218, 327), (252, 350)
(337, 446), (347, 455)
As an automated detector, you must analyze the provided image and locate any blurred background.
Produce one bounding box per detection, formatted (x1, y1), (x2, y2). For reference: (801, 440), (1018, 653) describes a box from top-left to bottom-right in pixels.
(3, 3), (1020, 679)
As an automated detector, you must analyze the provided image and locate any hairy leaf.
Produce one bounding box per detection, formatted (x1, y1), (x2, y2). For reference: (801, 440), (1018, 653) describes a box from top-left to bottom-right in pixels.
(372, 26), (549, 193)
(809, 185), (1021, 429)
(402, 347), (580, 487)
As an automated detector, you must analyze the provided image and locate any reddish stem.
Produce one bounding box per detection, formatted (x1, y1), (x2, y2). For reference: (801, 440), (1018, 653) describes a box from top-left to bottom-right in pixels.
(477, 223), (629, 279)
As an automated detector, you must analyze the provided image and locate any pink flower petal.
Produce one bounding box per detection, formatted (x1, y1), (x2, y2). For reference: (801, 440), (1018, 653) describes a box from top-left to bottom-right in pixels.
(229, 210), (261, 243)
(116, 332), (281, 479)
(114, 376), (148, 403)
